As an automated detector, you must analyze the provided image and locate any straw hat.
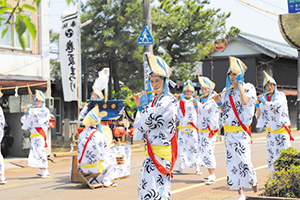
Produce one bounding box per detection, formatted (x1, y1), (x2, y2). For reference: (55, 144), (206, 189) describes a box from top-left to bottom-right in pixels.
(227, 56), (247, 75)
(146, 54), (172, 78)
(82, 105), (107, 127)
(35, 90), (45, 102)
(263, 70), (276, 87)
(279, 13), (300, 50)
(198, 76), (215, 90)
(183, 80), (195, 92)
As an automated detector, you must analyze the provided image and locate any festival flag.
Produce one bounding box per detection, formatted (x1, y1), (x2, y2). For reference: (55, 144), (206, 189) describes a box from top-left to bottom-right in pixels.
(59, 4), (80, 102)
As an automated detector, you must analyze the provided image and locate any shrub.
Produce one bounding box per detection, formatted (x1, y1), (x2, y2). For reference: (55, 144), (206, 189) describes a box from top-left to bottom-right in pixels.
(273, 147), (300, 172)
(263, 147), (300, 198)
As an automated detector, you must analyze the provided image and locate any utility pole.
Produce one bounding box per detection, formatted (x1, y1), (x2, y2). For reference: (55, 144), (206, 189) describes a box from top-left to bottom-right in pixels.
(143, 0), (153, 54)
(297, 51), (300, 130)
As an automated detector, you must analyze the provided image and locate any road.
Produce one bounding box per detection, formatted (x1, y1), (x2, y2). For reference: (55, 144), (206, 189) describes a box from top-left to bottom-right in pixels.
(1, 131), (300, 200)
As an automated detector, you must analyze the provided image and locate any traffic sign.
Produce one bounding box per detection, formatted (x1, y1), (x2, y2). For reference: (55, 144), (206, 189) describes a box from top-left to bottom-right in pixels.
(137, 26), (154, 45)
(287, 0), (300, 13)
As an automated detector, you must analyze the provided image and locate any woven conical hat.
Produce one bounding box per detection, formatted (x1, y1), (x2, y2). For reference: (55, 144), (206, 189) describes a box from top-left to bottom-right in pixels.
(263, 70), (276, 87)
(198, 76), (215, 90)
(228, 56), (247, 75)
(183, 80), (195, 92)
(102, 125), (113, 147)
(279, 13), (300, 50)
(146, 54), (172, 78)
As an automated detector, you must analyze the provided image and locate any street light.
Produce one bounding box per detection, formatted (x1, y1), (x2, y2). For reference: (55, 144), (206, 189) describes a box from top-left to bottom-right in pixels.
(80, 20), (92, 28)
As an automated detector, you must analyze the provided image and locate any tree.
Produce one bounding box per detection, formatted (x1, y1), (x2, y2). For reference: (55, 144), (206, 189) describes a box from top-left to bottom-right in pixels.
(0, 0), (71, 51)
(152, 0), (240, 81)
(80, 0), (145, 93)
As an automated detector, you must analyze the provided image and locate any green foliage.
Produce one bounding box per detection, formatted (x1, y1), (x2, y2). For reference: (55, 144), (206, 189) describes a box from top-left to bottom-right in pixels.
(0, 0), (71, 52)
(50, 59), (61, 81)
(152, 0), (240, 79)
(81, 0), (144, 93)
(263, 147), (300, 198)
(274, 146), (300, 172)
(170, 62), (196, 81)
(112, 86), (136, 117)
(153, 0), (224, 62)
(263, 165), (300, 198)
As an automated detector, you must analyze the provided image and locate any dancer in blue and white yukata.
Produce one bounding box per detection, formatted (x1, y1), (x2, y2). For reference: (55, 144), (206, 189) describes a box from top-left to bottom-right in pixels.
(256, 70), (293, 173)
(213, 57), (258, 200)
(21, 90), (51, 178)
(77, 105), (118, 187)
(194, 76), (220, 185)
(133, 53), (177, 200)
(173, 79), (203, 175)
(0, 105), (6, 184)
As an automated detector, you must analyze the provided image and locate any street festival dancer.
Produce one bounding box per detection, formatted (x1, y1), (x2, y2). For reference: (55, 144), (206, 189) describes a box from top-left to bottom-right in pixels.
(0, 105), (7, 184)
(213, 57), (258, 200)
(21, 90), (51, 178)
(194, 76), (220, 185)
(77, 105), (118, 187)
(78, 68), (108, 126)
(256, 70), (293, 173)
(173, 79), (203, 175)
(133, 54), (177, 200)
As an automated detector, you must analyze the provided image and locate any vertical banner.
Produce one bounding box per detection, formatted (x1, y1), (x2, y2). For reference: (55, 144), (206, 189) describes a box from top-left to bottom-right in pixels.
(143, 52), (151, 90)
(59, 4), (79, 102)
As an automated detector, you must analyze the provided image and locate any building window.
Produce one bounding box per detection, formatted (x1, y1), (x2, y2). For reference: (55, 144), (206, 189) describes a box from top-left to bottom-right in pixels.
(0, 12), (31, 50)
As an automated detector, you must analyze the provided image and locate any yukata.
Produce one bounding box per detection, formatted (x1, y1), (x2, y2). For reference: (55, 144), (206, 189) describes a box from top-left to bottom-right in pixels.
(110, 144), (131, 178)
(220, 83), (258, 190)
(77, 127), (117, 185)
(21, 107), (50, 169)
(133, 93), (177, 200)
(256, 92), (292, 173)
(196, 92), (220, 169)
(176, 98), (202, 169)
(78, 103), (90, 126)
(0, 106), (5, 175)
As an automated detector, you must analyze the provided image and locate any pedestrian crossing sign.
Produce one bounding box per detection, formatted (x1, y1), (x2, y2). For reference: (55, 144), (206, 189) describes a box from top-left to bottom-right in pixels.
(137, 26), (154, 45)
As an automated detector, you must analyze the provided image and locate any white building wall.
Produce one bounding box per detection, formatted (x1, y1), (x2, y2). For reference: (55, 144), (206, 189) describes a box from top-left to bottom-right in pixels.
(213, 40), (260, 57)
(0, 0), (50, 81)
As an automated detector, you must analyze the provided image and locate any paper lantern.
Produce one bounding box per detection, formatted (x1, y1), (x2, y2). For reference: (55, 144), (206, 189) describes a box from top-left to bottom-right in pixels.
(113, 127), (125, 137)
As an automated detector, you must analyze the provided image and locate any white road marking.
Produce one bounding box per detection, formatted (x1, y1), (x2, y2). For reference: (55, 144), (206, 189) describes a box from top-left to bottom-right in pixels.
(171, 165), (268, 195)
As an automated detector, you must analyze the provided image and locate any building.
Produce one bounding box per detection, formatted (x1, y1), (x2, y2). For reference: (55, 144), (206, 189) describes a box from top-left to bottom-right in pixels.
(202, 32), (298, 130)
(0, 0), (51, 156)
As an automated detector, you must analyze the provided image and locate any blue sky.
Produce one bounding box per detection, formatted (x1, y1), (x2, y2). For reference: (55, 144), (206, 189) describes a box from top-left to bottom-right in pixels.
(49, 0), (289, 49)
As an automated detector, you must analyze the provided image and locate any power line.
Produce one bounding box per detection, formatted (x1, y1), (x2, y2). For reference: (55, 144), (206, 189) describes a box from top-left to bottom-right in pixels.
(237, 0), (278, 16)
(258, 0), (287, 12)
(234, 0), (278, 23)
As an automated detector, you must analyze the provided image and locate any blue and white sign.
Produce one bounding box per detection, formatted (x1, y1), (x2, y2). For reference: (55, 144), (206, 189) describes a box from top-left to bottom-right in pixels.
(287, 0), (300, 13)
(137, 26), (154, 45)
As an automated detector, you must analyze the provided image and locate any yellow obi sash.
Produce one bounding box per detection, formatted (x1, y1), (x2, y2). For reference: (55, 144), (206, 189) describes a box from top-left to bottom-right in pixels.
(266, 127), (289, 135)
(224, 124), (251, 133)
(197, 129), (210, 133)
(81, 160), (105, 173)
(177, 126), (194, 133)
(145, 145), (172, 162)
(30, 133), (42, 138)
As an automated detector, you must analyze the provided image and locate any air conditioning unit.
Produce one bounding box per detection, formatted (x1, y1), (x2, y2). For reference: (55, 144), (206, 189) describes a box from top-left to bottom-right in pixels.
(46, 97), (54, 112)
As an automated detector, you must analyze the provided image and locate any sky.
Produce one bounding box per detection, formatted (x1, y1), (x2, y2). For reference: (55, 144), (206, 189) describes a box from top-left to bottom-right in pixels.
(49, 0), (290, 52)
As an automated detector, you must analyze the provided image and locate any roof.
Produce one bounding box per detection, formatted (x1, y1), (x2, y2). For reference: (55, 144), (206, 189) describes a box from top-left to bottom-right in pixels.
(233, 32), (298, 59)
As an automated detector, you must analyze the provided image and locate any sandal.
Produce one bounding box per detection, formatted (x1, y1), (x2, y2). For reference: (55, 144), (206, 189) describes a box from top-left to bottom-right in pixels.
(205, 178), (216, 185)
(0, 179), (7, 184)
(104, 182), (117, 188)
(41, 174), (51, 179)
(34, 173), (43, 178)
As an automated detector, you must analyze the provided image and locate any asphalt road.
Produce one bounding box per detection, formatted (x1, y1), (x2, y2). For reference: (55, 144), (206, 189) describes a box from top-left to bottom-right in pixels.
(1, 131), (300, 200)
